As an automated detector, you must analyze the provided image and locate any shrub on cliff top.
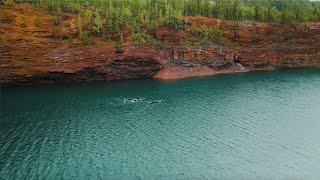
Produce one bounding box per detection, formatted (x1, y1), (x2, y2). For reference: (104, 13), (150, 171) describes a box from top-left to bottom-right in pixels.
(12, 0), (320, 46)
(14, 0), (320, 24)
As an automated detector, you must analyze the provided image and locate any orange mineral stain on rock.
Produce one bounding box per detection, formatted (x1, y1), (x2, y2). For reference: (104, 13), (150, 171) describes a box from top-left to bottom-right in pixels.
(154, 64), (216, 80)
(1, 3), (320, 85)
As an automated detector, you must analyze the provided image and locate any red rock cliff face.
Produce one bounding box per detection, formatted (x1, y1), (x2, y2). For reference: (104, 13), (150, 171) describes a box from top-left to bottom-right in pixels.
(1, 4), (320, 85)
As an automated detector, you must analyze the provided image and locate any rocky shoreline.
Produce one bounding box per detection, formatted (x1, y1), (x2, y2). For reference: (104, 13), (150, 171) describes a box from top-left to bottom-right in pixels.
(1, 4), (320, 86)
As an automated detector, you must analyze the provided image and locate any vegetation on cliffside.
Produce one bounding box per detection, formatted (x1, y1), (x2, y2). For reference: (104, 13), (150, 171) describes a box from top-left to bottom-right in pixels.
(1, 2), (320, 84)
(3, 0), (320, 46)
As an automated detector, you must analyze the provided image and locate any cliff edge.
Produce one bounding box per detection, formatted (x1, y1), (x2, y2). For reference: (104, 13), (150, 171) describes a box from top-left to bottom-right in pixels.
(1, 4), (320, 85)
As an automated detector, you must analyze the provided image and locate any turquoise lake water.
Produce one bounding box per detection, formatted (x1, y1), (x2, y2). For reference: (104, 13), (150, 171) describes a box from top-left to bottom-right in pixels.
(1, 69), (320, 179)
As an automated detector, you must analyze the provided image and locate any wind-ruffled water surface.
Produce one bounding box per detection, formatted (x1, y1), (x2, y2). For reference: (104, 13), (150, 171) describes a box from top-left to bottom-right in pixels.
(1, 69), (320, 179)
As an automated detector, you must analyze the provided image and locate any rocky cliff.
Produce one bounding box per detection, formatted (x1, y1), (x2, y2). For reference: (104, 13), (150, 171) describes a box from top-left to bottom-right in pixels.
(1, 4), (320, 85)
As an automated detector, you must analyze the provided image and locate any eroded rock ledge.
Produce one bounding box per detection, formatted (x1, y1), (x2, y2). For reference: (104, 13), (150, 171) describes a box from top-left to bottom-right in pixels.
(1, 4), (320, 86)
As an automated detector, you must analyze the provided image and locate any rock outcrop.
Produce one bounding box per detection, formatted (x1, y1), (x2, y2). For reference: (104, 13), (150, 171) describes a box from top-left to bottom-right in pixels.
(1, 4), (320, 85)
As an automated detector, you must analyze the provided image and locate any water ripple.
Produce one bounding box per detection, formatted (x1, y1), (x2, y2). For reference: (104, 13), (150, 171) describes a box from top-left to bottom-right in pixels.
(2, 69), (320, 178)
